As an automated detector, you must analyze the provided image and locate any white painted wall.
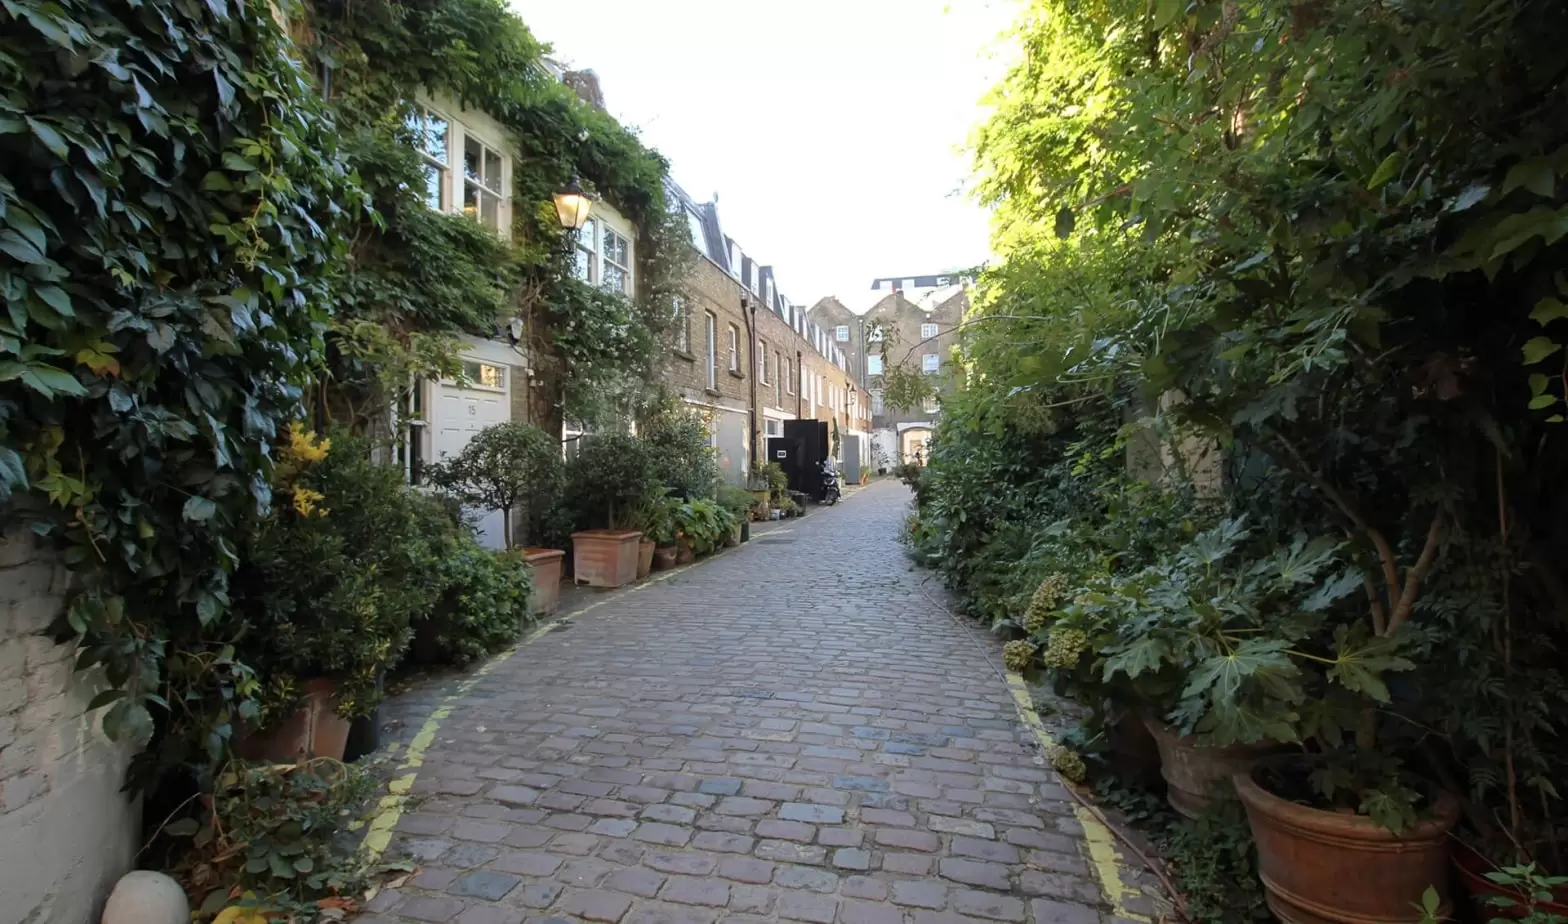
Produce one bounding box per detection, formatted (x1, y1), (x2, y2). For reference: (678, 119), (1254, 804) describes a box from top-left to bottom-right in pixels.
(1, 529), (139, 924)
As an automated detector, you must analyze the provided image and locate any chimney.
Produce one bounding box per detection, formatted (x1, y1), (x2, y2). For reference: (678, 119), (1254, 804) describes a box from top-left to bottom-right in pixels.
(562, 69), (606, 110)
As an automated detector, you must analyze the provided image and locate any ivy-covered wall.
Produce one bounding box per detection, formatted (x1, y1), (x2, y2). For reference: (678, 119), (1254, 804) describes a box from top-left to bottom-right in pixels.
(0, 0), (692, 807)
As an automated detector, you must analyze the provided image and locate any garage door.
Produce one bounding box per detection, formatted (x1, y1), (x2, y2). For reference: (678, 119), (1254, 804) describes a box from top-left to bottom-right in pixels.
(434, 358), (510, 548)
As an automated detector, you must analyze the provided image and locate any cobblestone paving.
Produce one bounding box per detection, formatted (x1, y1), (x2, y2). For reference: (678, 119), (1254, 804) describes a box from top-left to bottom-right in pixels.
(361, 480), (1116, 924)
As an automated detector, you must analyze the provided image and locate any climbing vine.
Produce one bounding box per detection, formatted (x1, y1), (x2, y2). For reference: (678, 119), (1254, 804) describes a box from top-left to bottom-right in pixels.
(1, 0), (689, 788)
(0, 0), (359, 766)
(302, 0), (692, 433)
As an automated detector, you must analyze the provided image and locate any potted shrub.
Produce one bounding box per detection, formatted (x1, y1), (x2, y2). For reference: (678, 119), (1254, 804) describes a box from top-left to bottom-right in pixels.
(619, 488), (669, 580)
(425, 422), (567, 611)
(424, 421), (565, 551)
(717, 485), (751, 546)
(233, 427), (425, 761)
(1091, 519), (1350, 816)
(567, 433), (655, 587)
(1084, 513), (1461, 923)
(645, 493), (681, 570)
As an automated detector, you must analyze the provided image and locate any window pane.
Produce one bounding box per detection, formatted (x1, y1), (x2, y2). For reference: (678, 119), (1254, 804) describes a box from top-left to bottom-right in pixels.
(867, 355), (884, 375)
(409, 109), (448, 162)
(464, 136), (482, 185)
(574, 245), (593, 282)
(836, 325), (849, 341)
(602, 265), (628, 294)
(463, 180), (478, 218)
(484, 148), (503, 192)
(581, 218), (597, 248)
(480, 190), (500, 230)
(922, 354), (939, 372)
(922, 323), (938, 339)
(422, 163), (443, 209)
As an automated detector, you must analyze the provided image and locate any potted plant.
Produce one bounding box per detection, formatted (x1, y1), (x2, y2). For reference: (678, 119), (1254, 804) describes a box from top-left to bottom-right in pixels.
(717, 485), (752, 547)
(1087, 512), (1460, 923)
(1092, 519), (1356, 816)
(566, 433), (654, 587)
(232, 427), (422, 761)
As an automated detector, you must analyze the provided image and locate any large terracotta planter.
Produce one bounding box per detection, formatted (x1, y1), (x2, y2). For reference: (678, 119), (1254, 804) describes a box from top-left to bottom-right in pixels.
(571, 530), (642, 588)
(522, 547), (565, 615)
(653, 545), (677, 570)
(1144, 716), (1278, 818)
(237, 678), (350, 762)
(1236, 766), (1460, 924)
(675, 537), (695, 564)
(636, 539), (655, 580)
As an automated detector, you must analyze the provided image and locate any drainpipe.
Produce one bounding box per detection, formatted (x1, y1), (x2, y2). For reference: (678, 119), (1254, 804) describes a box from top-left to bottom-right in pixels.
(795, 349), (804, 420)
(742, 297), (759, 470)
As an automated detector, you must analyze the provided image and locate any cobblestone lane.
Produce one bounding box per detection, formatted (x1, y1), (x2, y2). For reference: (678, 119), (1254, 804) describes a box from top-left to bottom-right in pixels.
(361, 480), (1118, 924)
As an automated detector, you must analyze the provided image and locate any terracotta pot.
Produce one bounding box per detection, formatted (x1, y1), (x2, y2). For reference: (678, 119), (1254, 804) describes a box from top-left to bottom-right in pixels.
(636, 538), (655, 579)
(1236, 765), (1460, 924)
(1105, 710), (1162, 785)
(1454, 843), (1568, 919)
(653, 545), (678, 570)
(522, 547), (565, 615)
(237, 678), (350, 762)
(675, 538), (695, 564)
(1144, 716), (1278, 818)
(571, 530), (642, 588)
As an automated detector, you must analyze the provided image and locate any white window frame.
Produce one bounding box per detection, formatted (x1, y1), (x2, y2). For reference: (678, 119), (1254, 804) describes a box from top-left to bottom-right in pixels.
(921, 322), (939, 340)
(462, 132), (506, 232)
(867, 355), (884, 376)
(764, 418), (783, 438)
(704, 312), (717, 389)
(728, 325), (740, 373)
(757, 340), (768, 384)
(835, 325), (850, 342)
(673, 296), (690, 353)
(786, 357), (796, 395)
(922, 353), (940, 373)
(775, 351), (784, 404)
(871, 389), (884, 415)
(923, 394), (940, 413)
(601, 225), (633, 296)
(575, 217), (598, 284)
(410, 106), (451, 211)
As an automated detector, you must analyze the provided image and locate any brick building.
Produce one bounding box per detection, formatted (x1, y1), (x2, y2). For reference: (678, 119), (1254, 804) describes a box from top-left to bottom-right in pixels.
(808, 280), (970, 468)
(664, 183), (872, 483)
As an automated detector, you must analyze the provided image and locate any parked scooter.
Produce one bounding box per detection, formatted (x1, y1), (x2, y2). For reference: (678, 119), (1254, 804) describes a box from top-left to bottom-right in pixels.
(818, 458), (842, 505)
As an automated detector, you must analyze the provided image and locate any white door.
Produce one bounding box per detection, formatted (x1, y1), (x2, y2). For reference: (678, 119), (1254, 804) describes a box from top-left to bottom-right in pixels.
(434, 358), (510, 547)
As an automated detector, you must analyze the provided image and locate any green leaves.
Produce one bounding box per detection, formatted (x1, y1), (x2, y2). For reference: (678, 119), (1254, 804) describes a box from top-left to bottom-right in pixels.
(1368, 151), (1405, 189)
(1502, 159), (1556, 199)
(1150, 0), (1184, 31)
(1326, 626), (1415, 704)
(1522, 336), (1562, 365)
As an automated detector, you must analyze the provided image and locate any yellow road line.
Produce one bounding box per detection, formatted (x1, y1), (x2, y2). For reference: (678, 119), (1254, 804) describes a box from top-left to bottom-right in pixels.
(360, 549), (735, 863)
(1005, 674), (1152, 923)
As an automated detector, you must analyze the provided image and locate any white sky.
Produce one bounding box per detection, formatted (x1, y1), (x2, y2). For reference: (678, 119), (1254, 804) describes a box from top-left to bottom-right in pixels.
(508, 0), (1020, 308)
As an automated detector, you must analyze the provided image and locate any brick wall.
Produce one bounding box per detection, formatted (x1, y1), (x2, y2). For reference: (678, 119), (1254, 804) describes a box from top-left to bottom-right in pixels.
(862, 290), (966, 433)
(1, 529), (139, 924)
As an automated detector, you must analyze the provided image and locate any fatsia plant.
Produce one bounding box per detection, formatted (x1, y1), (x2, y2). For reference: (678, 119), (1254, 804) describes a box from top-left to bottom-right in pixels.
(1081, 517), (1436, 825)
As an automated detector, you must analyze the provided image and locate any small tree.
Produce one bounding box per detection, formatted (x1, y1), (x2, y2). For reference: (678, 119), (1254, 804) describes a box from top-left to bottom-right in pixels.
(426, 422), (563, 548)
(567, 432), (656, 530)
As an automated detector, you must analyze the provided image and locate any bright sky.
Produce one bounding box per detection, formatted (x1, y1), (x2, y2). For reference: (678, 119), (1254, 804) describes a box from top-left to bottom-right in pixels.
(509, 0), (1020, 308)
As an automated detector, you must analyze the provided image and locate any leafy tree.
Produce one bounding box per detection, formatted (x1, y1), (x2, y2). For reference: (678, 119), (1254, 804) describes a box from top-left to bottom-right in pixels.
(425, 422), (564, 548)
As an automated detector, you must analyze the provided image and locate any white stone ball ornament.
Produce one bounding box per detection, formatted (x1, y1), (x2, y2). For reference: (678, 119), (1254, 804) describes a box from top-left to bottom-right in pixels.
(100, 870), (189, 924)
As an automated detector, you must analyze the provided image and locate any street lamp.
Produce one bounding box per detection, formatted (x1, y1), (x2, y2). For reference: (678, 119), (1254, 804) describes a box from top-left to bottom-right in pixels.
(552, 175), (593, 231)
